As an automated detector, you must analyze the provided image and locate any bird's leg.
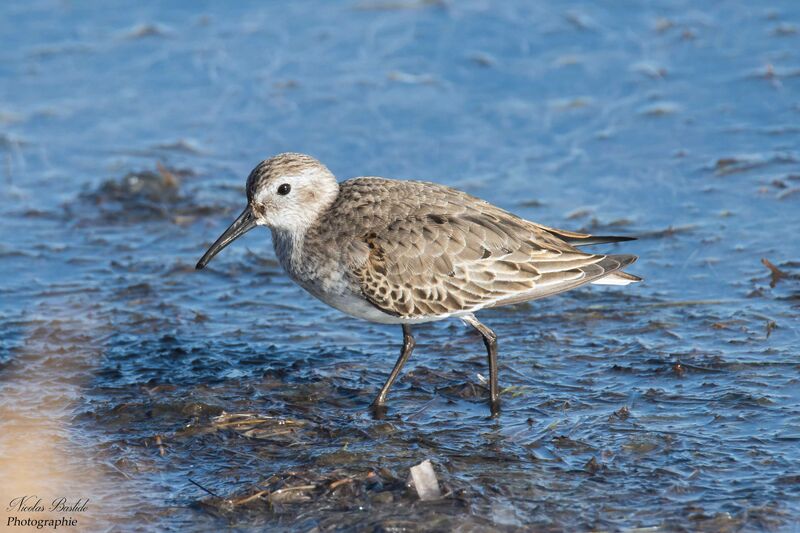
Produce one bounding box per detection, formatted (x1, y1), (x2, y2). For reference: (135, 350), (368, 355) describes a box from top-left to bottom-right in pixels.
(463, 314), (500, 415)
(371, 324), (415, 409)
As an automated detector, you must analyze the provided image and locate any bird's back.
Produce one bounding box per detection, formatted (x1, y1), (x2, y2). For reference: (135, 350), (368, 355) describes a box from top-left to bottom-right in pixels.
(304, 177), (638, 322)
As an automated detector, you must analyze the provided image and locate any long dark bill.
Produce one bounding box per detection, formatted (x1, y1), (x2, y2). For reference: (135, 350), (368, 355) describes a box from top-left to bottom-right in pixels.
(196, 207), (257, 270)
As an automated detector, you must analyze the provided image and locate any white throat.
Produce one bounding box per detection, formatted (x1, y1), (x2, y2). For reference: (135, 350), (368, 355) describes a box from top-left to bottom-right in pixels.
(272, 226), (306, 274)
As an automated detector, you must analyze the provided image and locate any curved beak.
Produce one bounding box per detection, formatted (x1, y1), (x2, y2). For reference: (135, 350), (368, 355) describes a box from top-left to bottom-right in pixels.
(196, 206), (257, 270)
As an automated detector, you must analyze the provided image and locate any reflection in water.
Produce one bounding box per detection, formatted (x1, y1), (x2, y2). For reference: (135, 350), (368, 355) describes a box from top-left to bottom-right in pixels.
(0, 315), (104, 529)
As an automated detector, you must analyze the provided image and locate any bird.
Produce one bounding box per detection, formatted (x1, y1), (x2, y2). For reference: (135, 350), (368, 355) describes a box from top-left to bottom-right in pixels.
(196, 153), (640, 415)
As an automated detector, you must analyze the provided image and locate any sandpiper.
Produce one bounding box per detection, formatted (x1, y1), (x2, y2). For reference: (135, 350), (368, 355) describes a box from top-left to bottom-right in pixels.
(196, 153), (640, 414)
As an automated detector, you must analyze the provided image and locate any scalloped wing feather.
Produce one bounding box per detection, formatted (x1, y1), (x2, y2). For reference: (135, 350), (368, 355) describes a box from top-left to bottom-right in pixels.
(332, 179), (638, 319)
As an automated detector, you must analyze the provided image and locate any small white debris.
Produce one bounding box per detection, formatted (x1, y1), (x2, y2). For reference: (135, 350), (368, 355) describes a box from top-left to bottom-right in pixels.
(407, 460), (441, 500)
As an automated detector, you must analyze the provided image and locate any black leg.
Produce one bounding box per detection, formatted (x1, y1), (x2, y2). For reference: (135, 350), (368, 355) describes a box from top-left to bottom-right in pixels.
(371, 324), (415, 408)
(463, 314), (500, 414)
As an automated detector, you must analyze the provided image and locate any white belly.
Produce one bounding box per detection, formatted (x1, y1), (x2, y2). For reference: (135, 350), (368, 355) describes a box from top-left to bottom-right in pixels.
(311, 288), (458, 325)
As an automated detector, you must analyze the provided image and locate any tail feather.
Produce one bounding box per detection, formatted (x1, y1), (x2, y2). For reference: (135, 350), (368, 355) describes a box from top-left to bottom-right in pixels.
(531, 222), (636, 247)
(533, 223), (642, 286)
(490, 254), (640, 308)
(565, 235), (637, 246)
(592, 269), (642, 285)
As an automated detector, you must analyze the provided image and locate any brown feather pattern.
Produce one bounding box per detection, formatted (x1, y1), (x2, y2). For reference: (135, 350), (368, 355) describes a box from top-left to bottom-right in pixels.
(303, 178), (638, 320)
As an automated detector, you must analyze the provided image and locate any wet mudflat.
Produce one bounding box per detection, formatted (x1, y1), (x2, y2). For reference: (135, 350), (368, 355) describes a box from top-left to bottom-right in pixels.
(1, 1), (799, 531)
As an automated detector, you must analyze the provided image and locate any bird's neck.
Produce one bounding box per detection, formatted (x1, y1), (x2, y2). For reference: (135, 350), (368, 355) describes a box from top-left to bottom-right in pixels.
(272, 226), (306, 275)
(271, 179), (339, 275)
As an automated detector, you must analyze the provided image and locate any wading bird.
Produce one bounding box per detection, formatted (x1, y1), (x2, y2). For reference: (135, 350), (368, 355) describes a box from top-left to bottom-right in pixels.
(197, 153), (640, 415)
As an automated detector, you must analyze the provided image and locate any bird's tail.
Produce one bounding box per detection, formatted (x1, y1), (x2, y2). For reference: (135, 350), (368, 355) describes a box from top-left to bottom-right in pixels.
(591, 269), (642, 286)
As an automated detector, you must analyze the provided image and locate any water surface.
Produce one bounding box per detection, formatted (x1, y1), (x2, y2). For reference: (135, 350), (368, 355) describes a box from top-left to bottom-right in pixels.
(1, 1), (799, 530)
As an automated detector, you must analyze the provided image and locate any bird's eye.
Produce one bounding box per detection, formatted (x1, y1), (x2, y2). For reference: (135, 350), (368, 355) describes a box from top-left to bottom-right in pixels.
(277, 183), (291, 195)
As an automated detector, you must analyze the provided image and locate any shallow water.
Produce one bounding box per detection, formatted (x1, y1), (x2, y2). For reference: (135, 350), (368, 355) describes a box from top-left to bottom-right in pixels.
(1, 1), (799, 531)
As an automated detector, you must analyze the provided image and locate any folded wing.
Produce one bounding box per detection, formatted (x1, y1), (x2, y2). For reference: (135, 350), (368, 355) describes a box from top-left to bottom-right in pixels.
(352, 208), (637, 319)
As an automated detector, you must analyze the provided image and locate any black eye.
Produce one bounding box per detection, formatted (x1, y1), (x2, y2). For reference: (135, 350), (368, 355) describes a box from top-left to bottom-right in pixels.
(277, 183), (291, 195)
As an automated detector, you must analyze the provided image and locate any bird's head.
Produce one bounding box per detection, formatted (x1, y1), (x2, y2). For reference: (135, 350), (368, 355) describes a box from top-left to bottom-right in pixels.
(196, 152), (338, 269)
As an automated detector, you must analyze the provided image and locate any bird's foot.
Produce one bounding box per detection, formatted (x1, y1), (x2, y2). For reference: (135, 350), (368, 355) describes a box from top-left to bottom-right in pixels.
(489, 398), (501, 417)
(369, 400), (389, 420)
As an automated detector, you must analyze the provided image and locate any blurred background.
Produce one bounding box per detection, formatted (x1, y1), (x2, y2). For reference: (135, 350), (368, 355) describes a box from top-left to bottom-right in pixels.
(1, 1), (798, 530)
